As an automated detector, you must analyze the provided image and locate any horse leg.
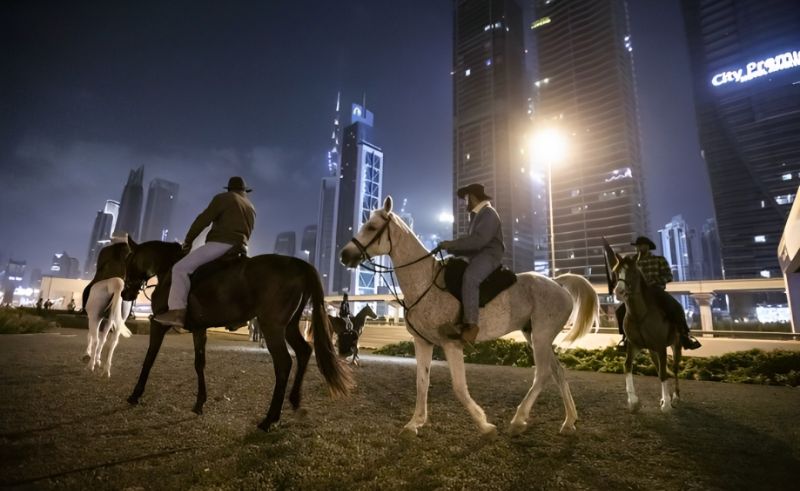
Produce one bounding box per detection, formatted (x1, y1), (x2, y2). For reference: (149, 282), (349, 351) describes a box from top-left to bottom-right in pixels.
(259, 322), (292, 432)
(672, 341), (682, 405)
(442, 342), (496, 437)
(85, 286), (110, 367)
(509, 339), (554, 435)
(401, 336), (434, 437)
(286, 313), (312, 413)
(128, 321), (170, 405)
(104, 285), (131, 377)
(624, 344), (640, 413)
(94, 319), (111, 370)
(550, 356), (579, 433)
(192, 329), (208, 414)
(652, 348), (671, 413)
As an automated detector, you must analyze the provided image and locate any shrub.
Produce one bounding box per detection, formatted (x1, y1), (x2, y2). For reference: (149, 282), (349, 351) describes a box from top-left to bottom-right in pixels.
(0, 309), (51, 334)
(373, 339), (800, 387)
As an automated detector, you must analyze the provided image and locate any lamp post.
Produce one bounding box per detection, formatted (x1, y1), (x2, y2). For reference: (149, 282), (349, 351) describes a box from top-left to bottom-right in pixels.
(531, 128), (567, 277)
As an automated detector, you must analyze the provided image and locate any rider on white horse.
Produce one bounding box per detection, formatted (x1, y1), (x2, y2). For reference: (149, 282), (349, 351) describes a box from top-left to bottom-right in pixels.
(437, 183), (504, 344)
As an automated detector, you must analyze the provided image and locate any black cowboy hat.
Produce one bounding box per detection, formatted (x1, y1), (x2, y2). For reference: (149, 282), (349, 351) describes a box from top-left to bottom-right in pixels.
(457, 183), (492, 201)
(225, 176), (252, 193)
(631, 236), (657, 250)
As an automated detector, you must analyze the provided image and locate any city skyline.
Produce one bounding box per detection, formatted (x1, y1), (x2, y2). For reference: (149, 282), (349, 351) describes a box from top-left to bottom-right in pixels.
(2, 1), (718, 277)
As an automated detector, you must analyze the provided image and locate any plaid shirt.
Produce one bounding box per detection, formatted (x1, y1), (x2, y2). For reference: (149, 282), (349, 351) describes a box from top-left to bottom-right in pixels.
(636, 253), (673, 289)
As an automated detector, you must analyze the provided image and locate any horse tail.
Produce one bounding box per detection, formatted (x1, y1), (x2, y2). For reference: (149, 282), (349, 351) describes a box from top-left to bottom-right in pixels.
(109, 279), (132, 338)
(555, 273), (599, 344)
(304, 263), (353, 397)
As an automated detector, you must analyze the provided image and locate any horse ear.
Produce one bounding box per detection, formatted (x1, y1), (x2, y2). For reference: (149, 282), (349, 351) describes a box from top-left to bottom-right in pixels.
(383, 196), (393, 213)
(128, 236), (138, 249)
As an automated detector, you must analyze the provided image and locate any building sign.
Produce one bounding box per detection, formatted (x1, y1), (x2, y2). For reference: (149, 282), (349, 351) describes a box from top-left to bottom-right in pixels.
(711, 49), (800, 87)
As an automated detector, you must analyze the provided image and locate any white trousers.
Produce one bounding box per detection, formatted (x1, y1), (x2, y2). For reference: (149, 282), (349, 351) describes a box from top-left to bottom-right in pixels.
(168, 242), (232, 310)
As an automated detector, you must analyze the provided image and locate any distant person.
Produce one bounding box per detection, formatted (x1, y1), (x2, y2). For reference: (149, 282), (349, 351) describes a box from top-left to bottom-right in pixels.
(36, 297), (43, 314)
(67, 298), (76, 312)
(616, 236), (702, 351)
(44, 299), (53, 311)
(339, 292), (353, 331)
(154, 176), (256, 328)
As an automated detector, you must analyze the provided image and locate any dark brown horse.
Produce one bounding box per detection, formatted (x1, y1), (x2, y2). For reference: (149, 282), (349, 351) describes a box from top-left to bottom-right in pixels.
(121, 239), (352, 431)
(328, 305), (377, 365)
(604, 240), (681, 413)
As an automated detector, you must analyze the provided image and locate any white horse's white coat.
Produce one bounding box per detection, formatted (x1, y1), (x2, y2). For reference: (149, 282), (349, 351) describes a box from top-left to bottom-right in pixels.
(341, 197), (599, 436)
(84, 278), (132, 377)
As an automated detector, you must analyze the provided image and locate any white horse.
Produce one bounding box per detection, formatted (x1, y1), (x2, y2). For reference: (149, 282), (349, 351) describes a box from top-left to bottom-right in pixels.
(341, 197), (599, 437)
(83, 278), (132, 377)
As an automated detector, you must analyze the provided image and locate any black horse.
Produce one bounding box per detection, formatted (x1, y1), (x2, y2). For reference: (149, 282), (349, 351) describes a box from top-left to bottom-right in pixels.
(121, 239), (352, 431)
(328, 305), (377, 365)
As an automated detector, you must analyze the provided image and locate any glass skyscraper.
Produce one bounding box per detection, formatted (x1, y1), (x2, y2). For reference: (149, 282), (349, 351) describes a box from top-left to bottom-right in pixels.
(681, 0), (800, 279)
(114, 166), (144, 241)
(530, 0), (648, 283)
(141, 178), (179, 242)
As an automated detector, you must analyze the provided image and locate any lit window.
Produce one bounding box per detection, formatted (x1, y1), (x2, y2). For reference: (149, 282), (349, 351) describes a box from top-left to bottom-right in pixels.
(783, 173), (793, 181)
(531, 17), (551, 29)
(570, 189), (580, 197)
(760, 270), (771, 278)
(775, 194), (796, 205)
(465, 153), (470, 160)
(761, 200), (766, 208)
(465, 68), (471, 77)
(485, 59), (492, 67)
(754, 235), (766, 243)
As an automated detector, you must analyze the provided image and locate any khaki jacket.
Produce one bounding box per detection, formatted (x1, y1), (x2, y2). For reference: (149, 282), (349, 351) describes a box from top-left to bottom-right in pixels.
(185, 191), (256, 248)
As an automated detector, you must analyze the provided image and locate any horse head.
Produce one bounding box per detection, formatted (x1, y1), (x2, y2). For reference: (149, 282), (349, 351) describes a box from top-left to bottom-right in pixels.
(613, 254), (642, 302)
(361, 304), (377, 320)
(341, 196), (395, 267)
(121, 240), (184, 301)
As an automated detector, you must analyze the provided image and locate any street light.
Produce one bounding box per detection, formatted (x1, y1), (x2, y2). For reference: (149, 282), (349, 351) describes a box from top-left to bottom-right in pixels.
(530, 128), (568, 277)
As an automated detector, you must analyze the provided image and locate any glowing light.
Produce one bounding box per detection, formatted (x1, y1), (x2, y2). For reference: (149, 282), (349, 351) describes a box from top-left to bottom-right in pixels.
(438, 212), (454, 224)
(529, 128), (568, 167)
(531, 17), (551, 29)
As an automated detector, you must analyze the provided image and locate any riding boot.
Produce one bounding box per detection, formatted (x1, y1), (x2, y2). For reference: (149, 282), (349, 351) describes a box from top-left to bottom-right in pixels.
(461, 323), (480, 344)
(153, 309), (186, 328)
(680, 330), (702, 350)
(616, 336), (627, 353)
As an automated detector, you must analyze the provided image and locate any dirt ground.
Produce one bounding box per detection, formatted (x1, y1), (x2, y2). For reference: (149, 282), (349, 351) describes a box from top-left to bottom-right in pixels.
(1, 328), (798, 490)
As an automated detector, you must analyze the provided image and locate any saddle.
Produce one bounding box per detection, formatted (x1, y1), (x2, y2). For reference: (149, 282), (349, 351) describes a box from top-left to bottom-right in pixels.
(190, 245), (248, 284)
(443, 257), (517, 307)
(188, 245), (249, 331)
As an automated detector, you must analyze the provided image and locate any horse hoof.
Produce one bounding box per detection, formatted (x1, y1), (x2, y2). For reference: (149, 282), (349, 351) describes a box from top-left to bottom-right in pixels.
(192, 405), (204, 415)
(628, 400), (641, 413)
(293, 407), (308, 420)
(399, 426), (418, 439)
(660, 401), (672, 414)
(258, 420), (279, 432)
(480, 424), (498, 440)
(127, 395), (139, 406)
(508, 421), (527, 436)
(81, 354), (91, 363)
(559, 422), (576, 434)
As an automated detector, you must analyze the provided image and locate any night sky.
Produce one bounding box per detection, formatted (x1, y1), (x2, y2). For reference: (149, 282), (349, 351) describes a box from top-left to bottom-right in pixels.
(1, 0), (713, 276)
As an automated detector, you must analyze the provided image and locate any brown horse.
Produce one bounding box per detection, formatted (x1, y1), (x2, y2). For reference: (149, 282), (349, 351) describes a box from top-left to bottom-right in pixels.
(328, 305), (377, 365)
(121, 239), (352, 431)
(604, 239), (681, 413)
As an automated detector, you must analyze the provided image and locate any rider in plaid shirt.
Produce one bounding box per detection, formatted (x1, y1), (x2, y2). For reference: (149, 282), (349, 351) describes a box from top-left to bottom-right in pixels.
(616, 236), (701, 350)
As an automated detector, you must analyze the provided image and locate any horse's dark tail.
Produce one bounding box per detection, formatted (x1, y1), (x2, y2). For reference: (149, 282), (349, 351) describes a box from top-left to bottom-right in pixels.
(304, 263), (353, 397)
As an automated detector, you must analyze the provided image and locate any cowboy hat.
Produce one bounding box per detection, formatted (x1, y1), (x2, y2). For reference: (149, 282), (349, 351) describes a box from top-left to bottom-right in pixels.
(631, 236), (657, 250)
(456, 183), (492, 201)
(225, 176), (252, 193)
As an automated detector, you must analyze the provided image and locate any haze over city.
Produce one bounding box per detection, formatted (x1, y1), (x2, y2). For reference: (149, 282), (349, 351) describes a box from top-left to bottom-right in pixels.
(2, 0), (714, 276)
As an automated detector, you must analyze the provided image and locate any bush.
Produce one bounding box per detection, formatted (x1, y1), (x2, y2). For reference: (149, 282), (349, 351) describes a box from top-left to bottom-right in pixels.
(373, 339), (800, 387)
(0, 309), (51, 334)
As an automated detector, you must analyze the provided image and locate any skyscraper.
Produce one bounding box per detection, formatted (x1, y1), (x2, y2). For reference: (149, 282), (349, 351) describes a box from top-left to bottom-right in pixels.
(114, 166), (144, 241)
(530, 0), (647, 282)
(274, 231), (297, 257)
(331, 104), (383, 295)
(84, 199), (119, 278)
(659, 215), (698, 282)
(681, 0), (800, 279)
(301, 225), (317, 264)
(701, 218), (723, 280)
(141, 178), (179, 242)
(315, 93), (344, 292)
(453, 0), (535, 272)
(50, 252), (80, 279)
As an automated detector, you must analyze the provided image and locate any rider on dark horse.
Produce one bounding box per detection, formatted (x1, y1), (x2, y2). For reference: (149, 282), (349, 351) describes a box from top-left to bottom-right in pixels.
(339, 292), (353, 331)
(616, 236), (702, 351)
(437, 183), (504, 344)
(154, 176), (256, 328)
